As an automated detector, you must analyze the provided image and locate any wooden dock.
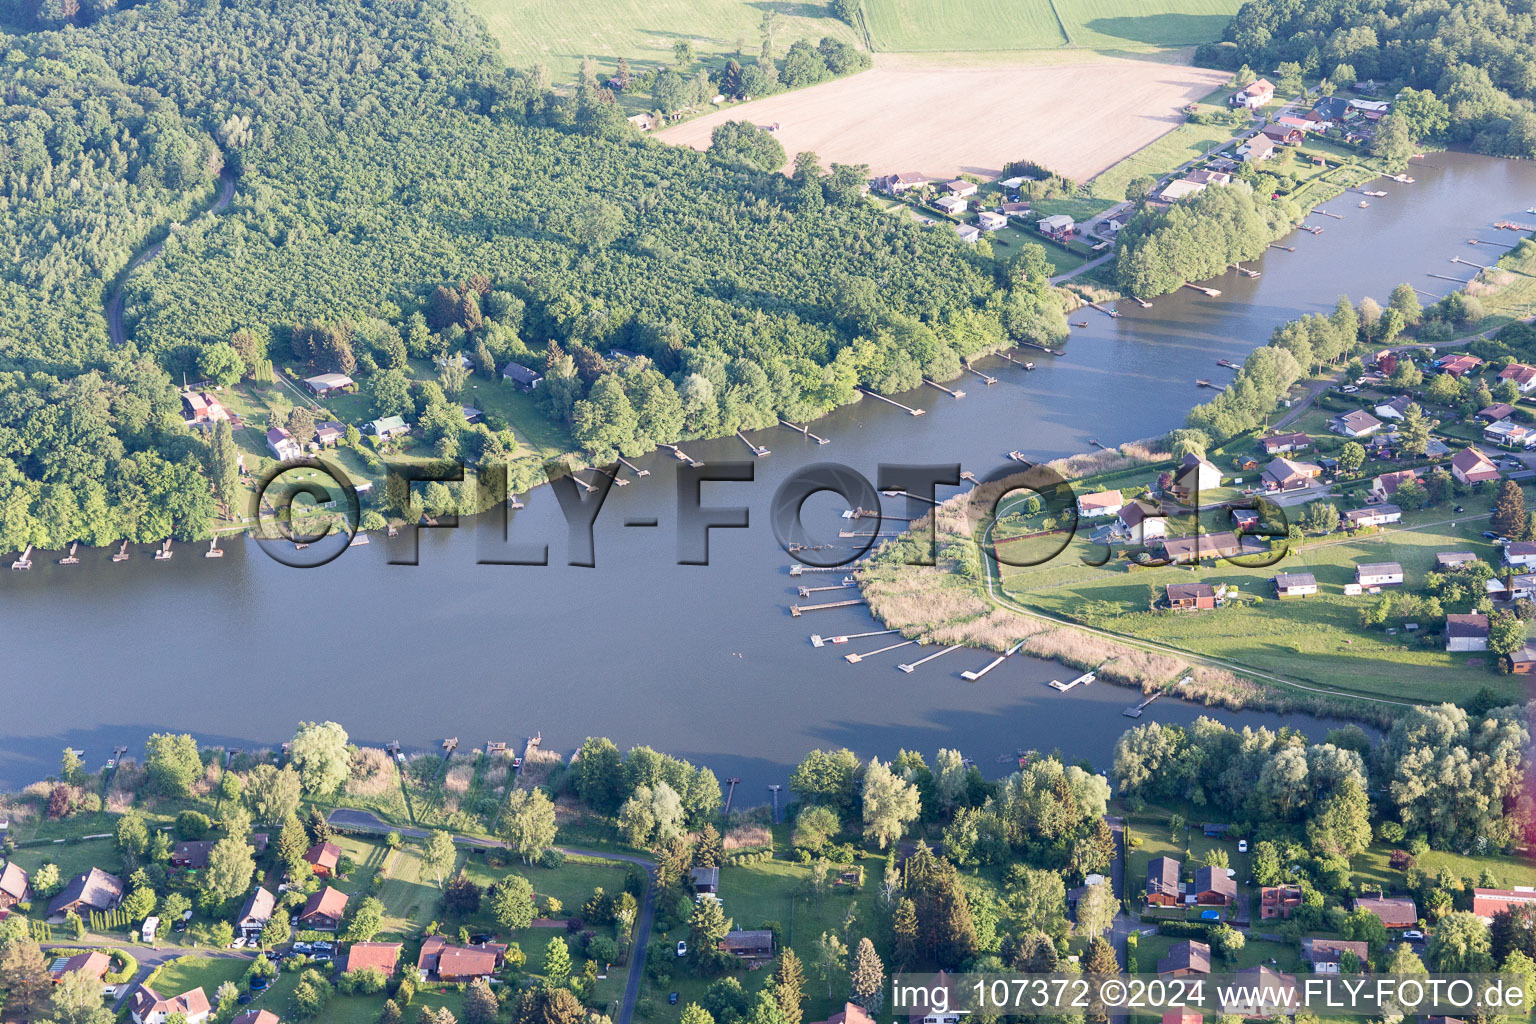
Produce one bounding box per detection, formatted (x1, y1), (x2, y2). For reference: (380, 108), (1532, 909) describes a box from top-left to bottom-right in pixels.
(11, 544), (32, 571)
(812, 627), (896, 648)
(1314, 209), (1343, 220)
(154, 539), (173, 561)
(844, 639), (915, 664)
(790, 598), (866, 617)
(1017, 340), (1066, 356)
(882, 489), (939, 505)
(112, 540), (130, 562)
(205, 538), (223, 558)
(1494, 220), (1535, 231)
(1268, 243), (1296, 252)
(961, 362), (997, 385)
(923, 377), (965, 399)
(1123, 692), (1162, 718)
(798, 581), (856, 597)
(1130, 296), (1153, 308)
(1468, 237), (1516, 248)
(1195, 379), (1223, 389)
(58, 541), (79, 566)
(1049, 671), (1095, 692)
(616, 455), (651, 477)
(1183, 283), (1221, 297)
(779, 419), (830, 444)
(790, 563), (854, 576)
(1233, 263), (1260, 278)
(660, 444), (703, 467)
(1087, 301), (1120, 319)
(897, 644), (962, 674)
(1428, 273), (1474, 284)
(1301, 225), (1323, 234)
(960, 640), (1025, 681)
(737, 430), (770, 457)
(999, 351), (1036, 370)
(1217, 359), (1240, 369)
(1452, 256), (1489, 270)
(858, 387), (925, 416)
(1007, 451), (1033, 464)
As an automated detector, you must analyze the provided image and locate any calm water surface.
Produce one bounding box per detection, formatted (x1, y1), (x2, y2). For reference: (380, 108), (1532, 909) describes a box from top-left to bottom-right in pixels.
(4, 152), (1535, 796)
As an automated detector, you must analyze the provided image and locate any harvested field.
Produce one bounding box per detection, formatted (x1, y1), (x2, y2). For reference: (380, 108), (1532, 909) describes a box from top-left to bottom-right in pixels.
(654, 58), (1229, 182)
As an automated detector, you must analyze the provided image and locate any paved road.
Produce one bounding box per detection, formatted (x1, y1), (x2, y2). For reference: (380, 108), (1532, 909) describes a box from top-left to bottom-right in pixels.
(107, 171), (235, 348)
(328, 808), (657, 1024)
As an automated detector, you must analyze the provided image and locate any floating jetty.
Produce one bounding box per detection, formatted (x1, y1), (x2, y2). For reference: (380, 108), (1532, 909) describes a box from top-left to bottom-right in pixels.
(589, 465), (627, 486)
(737, 430), (770, 457)
(1363, 189), (1388, 197)
(811, 627), (896, 648)
(660, 443), (703, 467)
(205, 538), (223, 558)
(1301, 225), (1323, 235)
(1428, 273), (1474, 284)
(507, 493), (525, 509)
(790, 563), (855, 576)
(1123, 692), (1163, 717)
(1131, 296), (1153, 308)
(1452, 256), (1489, 270)
(882, 489), (939, 505)
(1233, 263), (1260, 278)
(58, 541), (80, 566)
(348, 534), (370, 546)
(1088, 438), (1111, 450)
(779, 419), (830, 444)
(923, 377), (965, 399)
(1183, 283), (1221, 297)
(858, 386), (925, 416)
(154, 539), (173, 561)
(897, 644), (962, 674)
(845, 639), (915, 664)
(1195, 379), (1223, 389)
(11, 544), (32, 571)
(1072, 320), (1089, 328)
(1357, 200), (1370, 208)
(1268, 243), (1296, 252)
(961, 362), (997, 385)
(112, 540), (130, 562)
(1495, 220), (1536, 231)
(1217, 359), (1240, 369)
(1017, 340), (1066, 356)
(1314, 209), (1343, 220)
(1007, 451), (1034, 464)
(790, 597), (866, 617)
(1468, 237), (1516, 247)
(1049, 671), (1095, 692)
(797, 581), (856, 597)
(1088, 301), (1120, 319)
(998, 351), (1036, 370)
(616, 455), (650, 478)
(1389, 173), (1415, 183)
(960, 640), (1026, 681)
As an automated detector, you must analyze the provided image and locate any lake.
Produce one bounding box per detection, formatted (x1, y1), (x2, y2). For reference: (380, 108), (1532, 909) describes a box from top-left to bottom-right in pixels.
(3, 151), (1534, 798)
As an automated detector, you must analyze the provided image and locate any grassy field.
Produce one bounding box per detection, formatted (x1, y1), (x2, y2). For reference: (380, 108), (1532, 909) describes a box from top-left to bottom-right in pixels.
(1054, 0), (1241, 50)
(861, 0), (1237, 52)
(466, 0), (861, 82)
(143, 954), (250, 999)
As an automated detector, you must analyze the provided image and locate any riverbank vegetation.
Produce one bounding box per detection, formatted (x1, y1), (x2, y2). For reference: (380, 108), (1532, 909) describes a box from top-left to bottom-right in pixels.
(1115, 184), (1300, 297)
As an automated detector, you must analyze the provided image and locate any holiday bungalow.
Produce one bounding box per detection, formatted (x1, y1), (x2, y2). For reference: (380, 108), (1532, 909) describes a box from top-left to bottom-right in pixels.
(236, 887), (275, 939)
(266, 427), (301, 461)
(1165, 582), (1216, 611)
(1345, 504), (1401, 529)
(1451, 447), (1500, 485)
(1436, 551), (1477, 569)
(1371, 469), (1419, 502)
(1171, 453), (1222, 500)
(303, 841), (341, 877)
(1483, 419), (1532, 449)
(1446, 612), (1490, 652)
(50, 950), (110, 983)
(230, 1012), (280, 1024)
(130, 985), (211, 1024)
(1185, 168), (1231, 186)
(1159, 179), (1206, 202)
(1259, 432), (1309, 455)
(1511, 645), (1536, 674)
(1506, 541), (1536, 568)
(297, 886), (348, 931)
(1261, 884), (1303, 920)
(1330, 409), (1383, 438)
(302, 372), (353, 397)
(343, 942), (404, 978)
(1355, 562), (1404, 588)
(1161, 532), (1241, 564)
(1236, 135), (1275, 162)
(1477, 403), (1517, 423)
(1222, 966), (1299, 1018)
(1435, 353), (1484, 377)
(1272, 572), (1318, 598)
(501, 361), (545, 391)
(368, 415), (410, 441)
(171, 841), (216, 870)
(945, 179), (977, 197)
(1146, 856), (1181, 905)
(719, 929), (775, 960)
(881, 171), (929, 194)
(1374, 395), (1412, 420)
(933, 195), (968, 216)
(1192, 865), (1236, 905)
(1232, 78), (1274, 108)
(1303, 938), (1368, 974)
(1158, 941), (1212, 977)
(977, 210), (1007, 232)
(47, 867), (123, 922)
(1353, 895), (1418, 929)
(1077, 489), (1123, 518)
(1262, 457), (1322, 491)
(1500, 363), (1536, 392)
(953, 223), (981, 244)
(1036, 213), (1074, 239)
(0, 862), (30, 911)
(1260, 123), (1304, 145)
(417, 936), (507, 982)
(1118, 501), (1167, 544)
(1474, 887), (1536, 921)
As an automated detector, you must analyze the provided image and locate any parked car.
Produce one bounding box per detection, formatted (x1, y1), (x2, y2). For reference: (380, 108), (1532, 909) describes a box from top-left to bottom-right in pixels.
(229, 937), (246, 949)
(1454, 505), (1465, 513)
(670, 994), (679, 1005)
(1485, 531), (1500, 539)
(1341, 385), (1360, 393)
(1237, 839), (1248, 853)
(677, 941), (687, 957)
(292, 942), (313, 954)
(1404, 929), (1425, 941)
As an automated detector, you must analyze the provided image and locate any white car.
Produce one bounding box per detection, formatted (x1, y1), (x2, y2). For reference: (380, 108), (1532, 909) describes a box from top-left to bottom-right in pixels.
(1341, 384), (1360, 393)
(676, 941), (687, 957)
(1403, 929), (1425, 941)
(1237, 840), (1248, 853)
(228, 937), (247, 949)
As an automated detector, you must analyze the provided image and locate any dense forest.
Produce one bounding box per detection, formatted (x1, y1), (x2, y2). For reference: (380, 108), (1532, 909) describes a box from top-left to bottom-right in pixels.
(0, 0), (1064, 551)
(1198, 0), (1536, 157)
(1115, 184), (1300, 297)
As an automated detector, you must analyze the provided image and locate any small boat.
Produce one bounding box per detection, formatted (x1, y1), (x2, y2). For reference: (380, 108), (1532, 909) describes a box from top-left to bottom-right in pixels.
(1358, 200), (1370, 208)
(830, 636), (848, 645)
(1023, 361), (1035, 371)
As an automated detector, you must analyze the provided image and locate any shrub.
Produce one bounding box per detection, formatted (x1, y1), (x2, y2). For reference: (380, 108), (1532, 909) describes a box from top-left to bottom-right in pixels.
(538, 848), (566, 869)
(105, 950), (139, 985)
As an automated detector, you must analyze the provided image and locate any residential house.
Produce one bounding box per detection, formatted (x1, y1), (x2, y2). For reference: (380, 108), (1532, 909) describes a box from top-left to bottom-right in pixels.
(130, 985), (211, 1024)
(1171, 452), (1222, 500)
(1486, 573), (1536, 602)
(1352, 895), (1418, 929)
(1483, 419), (1532, 448)
(1372, 469), (1420, 502)
(1077, 489), (1124, 518)
(1262, 457), (1322, 491)
(1202, 823), (1231, 838)
(944, 179), (977, 197)
(977, 210), (1007, 231)
(690, 867), (721, 894)
(302, 372), (353, 397)
(501, 361), (545, 391)
(1036, 214), (1074, 239)
(1222, 966), (1299, 1018)
(1450, 447), (1500, 485)
(0, 862), (29, 911)
(1159, 179), (1206, 202)
(50, 950), (110, 983)
(266, 427), (301, 461)
(1310, 96), (1351, 123)
(303, 841), (341, 877)
(1261, 884), (1303, 920)
(1374, 395), (1412, 420)
(417, 936), (507, 982)
(1276, 115), (1317, 131)
(1349, 98), (1391, 119)
(1435, 354), (1484, 377)
(999, 201), (1031, 220)
(1232, 79), (1274, 108)
(627, 113), (659, 132)
(953, 223), (981, 244)
(1261, 123), (1304, 145)
(314, 420), (345, 446)
(297, 886), (348, 931)
(1236, 135), (1275, 162)
(343, 942), (404, 977)
(1506, 541), (1536, 568)
(1345, 505), (1401, 529)
(181, 391), (233, 428)
(815, 1005), (877, 1024)
(47, 867), (123, 922)
(1273, 572), (1318, 598)
(1304, 938), (1369, 974)
(933, 195), (968, 216)
(1166, 582), (1216, 611)
(1499, 363), (1536, 392)
(1472, 887), (1536, 922)
(1355, 562), (1404, 588)
(1161, 532), (1241, 564)
(1477, 403), (1517, 423)
(1436, 552), (1476, 569)
(1331, 409), (1383, 437)
(230, 1011), (281, 1024)
(1259, 432), (1310, 455)
(881, 171), (928, 194)
(1158, 940), (1212, 977)
(171, 841), (217, 869)
(1193, 865), (1236, 905)
(1446, 613), (1490, 652)
(1118, 501), (1167, 544)
(719, 929), (775, 960)
(1146, 856), (1181, 905)
(1512, 644), (1536, 674)
(1186, 168), (1231, 186)
(368, 415), (410, 440)
(236, 887), (276, 939)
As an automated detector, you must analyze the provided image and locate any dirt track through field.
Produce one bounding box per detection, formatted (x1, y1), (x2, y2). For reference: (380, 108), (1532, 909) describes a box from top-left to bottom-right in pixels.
(655, 58), (1230, 182)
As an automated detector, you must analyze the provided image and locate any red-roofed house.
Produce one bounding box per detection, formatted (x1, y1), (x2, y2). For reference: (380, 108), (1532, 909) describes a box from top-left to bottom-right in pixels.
(343, 942), (403, 977)
(0, 862), (29, 911)
(230, 1011), (281, 1024)
(1500, 363), (1536, 392)
(816, 1004), (877, 1024)
(1353, 895), (1418, 929)
(1436, 354), (1484, 377)
(50, 950), (110, 983)
(1472, 887), (1536, 922)
(416, 935), (507, 982)
(303, 841), (341, 877)
(1077, 490), (1124, 518)
(297, 886), (348, 930)
(130, 984), (211, 1024)
(1450, 447), (1500, 486)
(1372, 469), (1420, 502)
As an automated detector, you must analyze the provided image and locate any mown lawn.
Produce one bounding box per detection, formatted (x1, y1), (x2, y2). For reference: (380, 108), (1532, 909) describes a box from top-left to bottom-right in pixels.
(144, 954), (250, 999)
(1055, 0), (1239, 49)
(861, 0), (1067, 51)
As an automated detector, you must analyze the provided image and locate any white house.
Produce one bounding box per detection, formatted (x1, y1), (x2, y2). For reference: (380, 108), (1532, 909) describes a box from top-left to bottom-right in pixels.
(1330, 409), (1383, 438)
(1232, 78), (1275, 109)
(1171, 453), (1222, 499)
(1505, 542), (1536, 568)
(977, 210), (1007, 232)
(1344, 505), (1401, 529)
(265, 427), (301, 462)
(1118, 501), (1167, 544)
(944, 179), (978, 197)
(933, 195), (968, 216)
(1077, 489), (1123, 518)
(1446, 613), (1490, 652)
(1158, 179), (1206, 202)
(1273, 572), (1318, 598)
(1499, 363), (1536, 393)
(130, 985), (211, 1024)
(1037, 213), (1074, 237)
(953, 223), (980, 244)
(368, 415), (410, 440)
(1356, 562), (1404, 588)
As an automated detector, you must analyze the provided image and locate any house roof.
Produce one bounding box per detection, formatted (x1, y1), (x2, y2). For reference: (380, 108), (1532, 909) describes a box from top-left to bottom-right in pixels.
(1478, 403), (1517, 421)
(1374, 469), (1419, 496)
(437, 945), (503, 980)
(238, 887), (276, 924)
(1500, 363), (1536, 384)
(52, 950), (110, 980)
(1158, 940), (1212, 975)
(47, 867), (123, 917)
(1305, 937), (1369, 964)
(230, 1011), (282, 1024)
(370, 415), (407, 433)
(266, 427), (293, 445)
(1160, 179), (1206, 201)
(892, 171), (927, 185)
(690, 866), (720, 890)
(1146, 855), (1180, 896)
(1471, 887), (1536, 919)
(1119, 500), (1160, 527)
(1264, 457), (1321, 484)
(1514, 644), (1536, 666)
(303, 372), (353, 389)
(819, 1003), (877, 1024)
(1260, 431), (1308, 451)
(1162, 532), (1240, 561)
(1357, 561), (1403, 576)
(720, 929), (775, 952)
(1038, 213), (1074, 230)
(1452, 447), (1499, 477)
(343, 942), (403, 976)
(0, 862), (28, 900)
(1334, 409), (1382, 433)
(1446, 613), (1490, 638)
(304, 841), (341, 870)
(1195, 865), (1236, 896)
(1354, 895), (1418, 927)
(1244, 78), (1274, 96)
(1079, 489), (1123, 510)
(1346, 504), (1401, 522)
(299, 886), (348, 921)
(130, 984), (211, 1019)
(1166, 583), (1215, 601)
(1240, 135), (1275, 156)
(173, 840), (217, 868)
(1436, 552), (1476, 566)
(501, 361), (544, 384)
(1274, 572), (1316, 589)
(1508, 541), (1536, 557)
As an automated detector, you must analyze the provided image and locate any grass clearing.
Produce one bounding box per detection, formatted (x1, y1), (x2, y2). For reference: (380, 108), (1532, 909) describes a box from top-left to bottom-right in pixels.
(861, 0), (1067, 52)
(143, 955), (250, 998)
(1054, 0), (1241, 50)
